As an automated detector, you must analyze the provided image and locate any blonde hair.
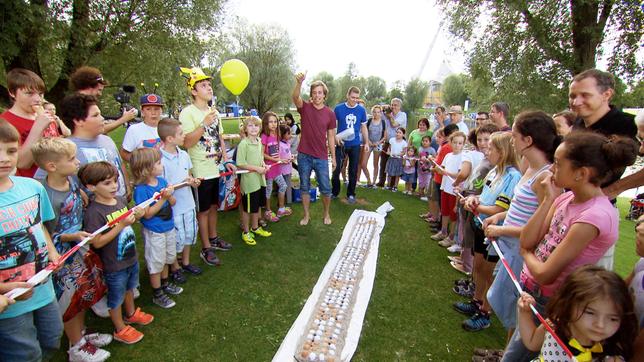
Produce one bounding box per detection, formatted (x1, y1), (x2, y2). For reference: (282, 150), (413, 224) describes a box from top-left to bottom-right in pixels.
(31, 138), (76, 168)
(449, 131), (467, 142)
(241, 116), (262, 138)
(130, 148), (161, 184)
(490, 131), (519, 180)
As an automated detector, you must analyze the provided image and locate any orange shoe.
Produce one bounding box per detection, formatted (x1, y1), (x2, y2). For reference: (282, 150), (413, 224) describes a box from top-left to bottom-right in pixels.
(113, 325), (143, 344)
(124, 307), (154, 326)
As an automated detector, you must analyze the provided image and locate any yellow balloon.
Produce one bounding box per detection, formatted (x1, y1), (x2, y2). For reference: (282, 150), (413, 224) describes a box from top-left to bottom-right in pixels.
(220, 59), (250, 96)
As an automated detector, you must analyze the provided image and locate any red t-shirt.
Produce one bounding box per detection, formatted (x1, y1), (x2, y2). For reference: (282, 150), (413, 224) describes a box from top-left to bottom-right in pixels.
(433, 142), (452, 184)
(296, 101), (336, 160)
(0, 110), (60, 177)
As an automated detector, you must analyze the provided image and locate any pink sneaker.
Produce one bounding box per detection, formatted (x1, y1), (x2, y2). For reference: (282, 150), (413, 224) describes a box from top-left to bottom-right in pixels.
(264, 210), (280, 222)
(276, 208), (292, 217)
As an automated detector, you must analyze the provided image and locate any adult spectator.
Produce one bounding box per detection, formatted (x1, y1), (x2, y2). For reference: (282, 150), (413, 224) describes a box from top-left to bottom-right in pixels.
(448, 105), (469, 135)
(292, 72), (336, 225)
(475, 111), (490, 128)
(552, 110), (576, 136)
(69, 66), (138, 134)
(568, 69), (644, 199)
(490, 102), (511, 131)
(332, 87), (368, 204)
(431, 106), (449, 150)
(376, 98), (407, 187)
(120, 93), (164, 162)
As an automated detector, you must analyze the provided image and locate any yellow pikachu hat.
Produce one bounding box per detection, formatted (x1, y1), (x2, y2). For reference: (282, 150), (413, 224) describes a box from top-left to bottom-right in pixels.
(179, 67), (212, 89)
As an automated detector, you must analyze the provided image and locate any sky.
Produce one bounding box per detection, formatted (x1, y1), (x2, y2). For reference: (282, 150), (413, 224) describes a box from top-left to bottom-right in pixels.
(225, 0), (465, 88)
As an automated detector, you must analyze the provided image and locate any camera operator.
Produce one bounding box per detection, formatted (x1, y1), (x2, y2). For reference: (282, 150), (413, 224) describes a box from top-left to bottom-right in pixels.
(70, 66), (138, 134)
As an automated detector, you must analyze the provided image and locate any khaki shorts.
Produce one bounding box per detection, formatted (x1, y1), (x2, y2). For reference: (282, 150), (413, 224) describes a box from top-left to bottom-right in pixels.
(143, 228), (177, 274)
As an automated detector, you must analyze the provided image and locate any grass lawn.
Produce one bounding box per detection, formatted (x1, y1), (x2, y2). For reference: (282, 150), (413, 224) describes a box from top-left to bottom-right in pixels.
(53, 125), (639, 361)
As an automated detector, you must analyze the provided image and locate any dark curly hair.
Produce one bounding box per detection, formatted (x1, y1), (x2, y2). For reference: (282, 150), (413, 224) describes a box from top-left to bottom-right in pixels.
(59, 93), (98, 133)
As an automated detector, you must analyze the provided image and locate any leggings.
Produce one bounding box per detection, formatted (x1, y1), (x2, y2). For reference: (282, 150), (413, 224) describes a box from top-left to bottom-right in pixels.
(266, 174), (288, 197)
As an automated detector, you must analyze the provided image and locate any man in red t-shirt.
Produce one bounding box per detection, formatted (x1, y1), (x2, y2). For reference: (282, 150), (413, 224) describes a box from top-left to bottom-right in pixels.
(292, 72), (336, 226)
(0, 68), (59, 177)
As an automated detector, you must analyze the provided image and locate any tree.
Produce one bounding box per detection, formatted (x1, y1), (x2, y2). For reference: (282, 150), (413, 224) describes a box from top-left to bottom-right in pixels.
(436, 0), (643, 113)
(309, 71), (340, 108)
(363, 76), (387, 105)
(0, 0), (227, 108)
(441, 74), (468, 107)
(403, 78), (430, 120)
(218, 20), (296, 114)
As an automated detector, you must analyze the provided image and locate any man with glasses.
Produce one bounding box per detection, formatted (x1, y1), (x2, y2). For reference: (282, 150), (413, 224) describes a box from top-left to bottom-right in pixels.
(70, 66), (138, 134)
(376, 98), (407, 188)
(489, 102), (511, 131)
(475, 112), (490, 128)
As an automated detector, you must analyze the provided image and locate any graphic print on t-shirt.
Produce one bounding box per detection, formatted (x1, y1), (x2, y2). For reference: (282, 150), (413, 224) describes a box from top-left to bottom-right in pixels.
(55, 185), (84, 244)
(200, 120), (222, 162)
(0, 194), (48, 283)
(78, 146), (126, 195)
(105, 207), (136, 261)
(142, 138), (162, 149)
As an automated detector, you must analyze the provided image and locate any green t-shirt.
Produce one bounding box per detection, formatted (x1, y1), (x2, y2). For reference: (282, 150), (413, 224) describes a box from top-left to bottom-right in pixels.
(408, 129), (432, 150)
(179, 104), (225, 179)
(236, 137), (266, 194)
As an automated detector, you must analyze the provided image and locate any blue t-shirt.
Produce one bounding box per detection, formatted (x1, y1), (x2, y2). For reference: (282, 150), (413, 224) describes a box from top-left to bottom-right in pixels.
(0, 176), (56, 319)
(476, 166), (521, 225)
(334, 102), (367, 147)
(133, 177), (174, 233)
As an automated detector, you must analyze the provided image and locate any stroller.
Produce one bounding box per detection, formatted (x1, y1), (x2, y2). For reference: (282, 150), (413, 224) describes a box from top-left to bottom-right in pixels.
(626, 192), (644, 220)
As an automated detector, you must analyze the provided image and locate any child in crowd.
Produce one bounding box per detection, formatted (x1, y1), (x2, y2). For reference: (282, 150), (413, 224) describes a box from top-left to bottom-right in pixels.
(120, 93), (165, 162)
(32, 138), (111, 361)
(80, 162), (153, 345)
(417, 135), (436, 201)
(279, 125), (294, 203)
(432, 131), (467, 246)
(261, 111), (290, 220)
(518, 266), (637, 361)
(237, 117), (272, 246)
(503, 131), (638, 361)
(483, 112), (558, 340)
(157, 118), (203, 278)
(178, 67), (233, 267)
(385, 127), (408, 191)
(43, 100), (71, 137)
(130, 148), (182, 309)
(0, 119), (64, 361)
(425, 124), (459, 227)
(402, 145), (417, 195)
(0, 68), (60, 178)
(456, 131), (521, 332)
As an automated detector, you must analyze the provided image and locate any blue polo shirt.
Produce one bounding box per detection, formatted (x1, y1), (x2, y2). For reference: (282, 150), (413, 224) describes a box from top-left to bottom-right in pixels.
(334, 102), (367, 147)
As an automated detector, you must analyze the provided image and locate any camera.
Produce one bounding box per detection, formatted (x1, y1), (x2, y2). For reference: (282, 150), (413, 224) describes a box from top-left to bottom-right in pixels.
(104, 84), (142, 125)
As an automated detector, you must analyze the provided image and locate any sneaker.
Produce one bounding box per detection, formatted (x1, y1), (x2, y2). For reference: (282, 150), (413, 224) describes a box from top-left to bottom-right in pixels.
(90, 296), (109, 318)
(163, 282), (183, 295)
(124, 307), (154, 325)
(448, 255), (462, 263)
(68, 338), (111, 362)
(419, 212), (431, 218)
(264, 210), (280, 222)
(200, 248), (221, 266)
(113, 325), (144, 344)
(83, 330), (112, 348)
(171, 269), (187, 284)
(152, 292), (176, 309)
(182, 263), (203, 275)
(462, 312), (491, 331)
(431, 231), (447, 241)
(453, 300), (481, 316)
(420, 196), (428, 201)
(453, 278), (471, 287)
(258, 219), (268, 227)
(438, 237), (455, 247)
(242, 232), (257, 245)
(347, 196), (356, 204)
(252, 227), (272, 237)
(453, 283), (476, 299)
(447, 244), (463, 253)
(211, 236), (233, 251)
(391, 188), (397, 192)
(277, 208), (292, 217)
(451, 260), (470, 275)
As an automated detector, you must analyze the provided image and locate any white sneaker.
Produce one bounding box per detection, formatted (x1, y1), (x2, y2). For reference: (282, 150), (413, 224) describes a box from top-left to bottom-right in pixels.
(447, 244), (463, 254)
(91, 297), (109, 318)
(84, 331), (113, 347)
(438, 237), (455, 247)
(68, 338), (111, 362)
(420, 196), (428, 201)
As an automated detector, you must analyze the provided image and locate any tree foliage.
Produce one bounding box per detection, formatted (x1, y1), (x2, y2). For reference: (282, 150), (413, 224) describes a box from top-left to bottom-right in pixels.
(0, 0), (227, 111)
(403, 78), (430, 116)
(436, 0), (644, 113)
(217, 19), (296, 115)
(441, 74), (468, 107)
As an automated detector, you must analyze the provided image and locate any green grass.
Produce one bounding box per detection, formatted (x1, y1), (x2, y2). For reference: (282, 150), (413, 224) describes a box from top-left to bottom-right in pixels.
(51, 125), (639, 361)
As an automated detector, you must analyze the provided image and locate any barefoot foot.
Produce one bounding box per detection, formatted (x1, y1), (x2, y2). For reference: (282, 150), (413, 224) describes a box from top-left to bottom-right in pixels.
(323, 215), (332, 225)
(299, 217), (310, 226)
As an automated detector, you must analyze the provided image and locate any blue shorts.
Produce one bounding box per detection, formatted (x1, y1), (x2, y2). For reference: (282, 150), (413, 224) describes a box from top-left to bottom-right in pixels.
(297, 152), (331, 196)
(174, 209), (198, 252)
(104, 263), (140, 309)
(401, 172), (416, 183)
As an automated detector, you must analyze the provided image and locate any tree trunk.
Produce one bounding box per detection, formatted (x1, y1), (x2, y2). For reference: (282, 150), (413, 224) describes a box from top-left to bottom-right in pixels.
(569, 0), (612, 75)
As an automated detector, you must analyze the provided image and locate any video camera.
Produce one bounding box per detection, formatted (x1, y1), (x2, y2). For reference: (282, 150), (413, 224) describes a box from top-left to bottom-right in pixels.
(104, 84), (142, 125)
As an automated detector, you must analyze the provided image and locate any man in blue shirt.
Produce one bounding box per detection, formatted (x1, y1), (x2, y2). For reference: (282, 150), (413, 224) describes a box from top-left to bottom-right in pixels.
(332, 86), (368, 204)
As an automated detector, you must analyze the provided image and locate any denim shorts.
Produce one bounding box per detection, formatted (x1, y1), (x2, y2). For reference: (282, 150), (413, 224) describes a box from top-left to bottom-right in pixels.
(104, 263), (140, 309)
(297, 152), (331, 196)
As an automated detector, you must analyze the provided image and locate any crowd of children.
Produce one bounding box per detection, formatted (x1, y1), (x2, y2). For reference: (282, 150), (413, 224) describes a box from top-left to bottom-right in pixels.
(0, 65), (643, 362)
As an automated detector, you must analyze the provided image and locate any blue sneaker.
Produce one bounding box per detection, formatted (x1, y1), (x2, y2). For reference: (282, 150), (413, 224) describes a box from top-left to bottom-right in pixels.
(462, 312), (491, 331)
(453, 299), (481, 316)
(347, 196), (356, 204)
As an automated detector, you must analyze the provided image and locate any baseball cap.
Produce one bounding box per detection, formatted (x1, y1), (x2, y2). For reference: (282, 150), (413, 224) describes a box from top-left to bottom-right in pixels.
(140, 93), (164, 107)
